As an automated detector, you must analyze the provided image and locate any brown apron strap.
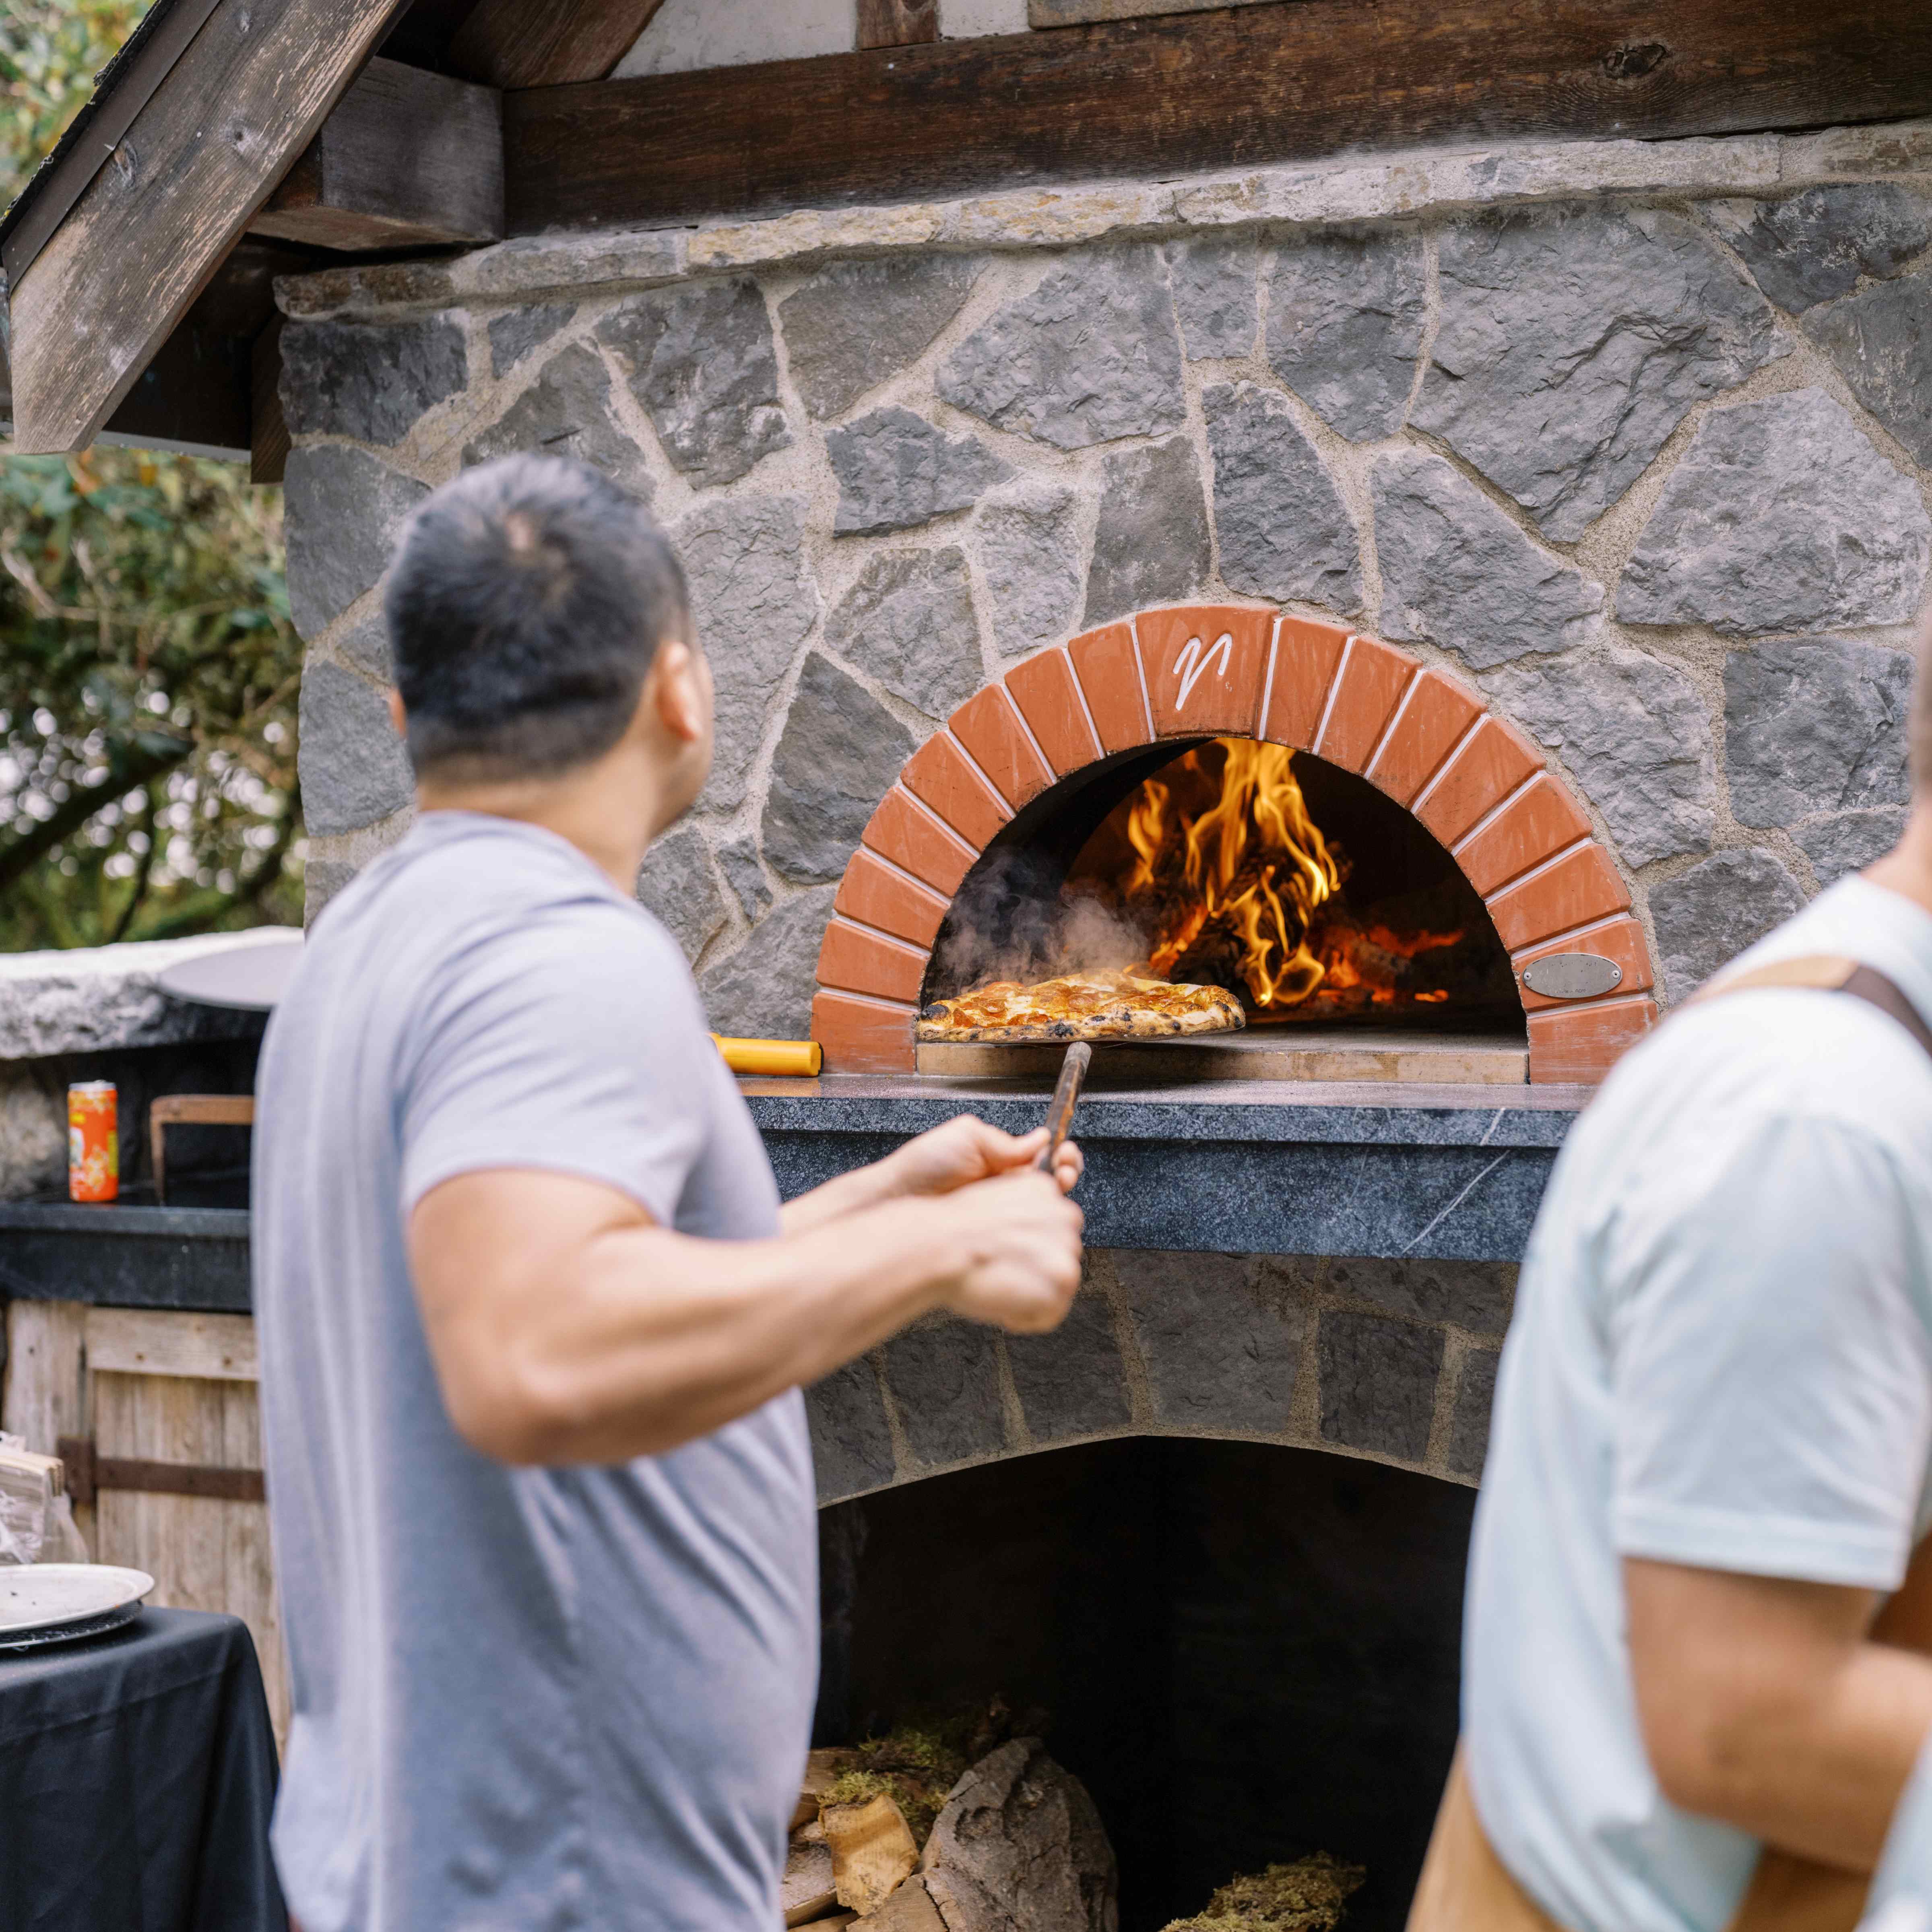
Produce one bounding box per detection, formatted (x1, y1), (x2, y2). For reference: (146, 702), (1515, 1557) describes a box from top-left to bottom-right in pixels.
(1687, 955), (1932, 1064)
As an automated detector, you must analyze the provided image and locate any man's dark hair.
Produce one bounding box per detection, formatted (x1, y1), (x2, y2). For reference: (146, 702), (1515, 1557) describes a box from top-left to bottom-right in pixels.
(384, 455), (687, 781)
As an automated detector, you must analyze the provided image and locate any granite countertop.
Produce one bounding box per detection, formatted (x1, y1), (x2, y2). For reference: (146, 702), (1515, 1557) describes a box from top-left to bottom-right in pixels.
(0, 1079), (1591, 1307)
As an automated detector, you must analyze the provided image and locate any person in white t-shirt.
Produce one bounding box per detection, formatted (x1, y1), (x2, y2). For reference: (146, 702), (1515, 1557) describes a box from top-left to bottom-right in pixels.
(1427, 620), (1932, 1932)
(1863, 1736), (1932, 1932)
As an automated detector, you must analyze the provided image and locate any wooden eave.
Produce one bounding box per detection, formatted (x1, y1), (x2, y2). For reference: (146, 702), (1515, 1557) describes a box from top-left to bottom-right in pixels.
(6, 0), (1932, 470)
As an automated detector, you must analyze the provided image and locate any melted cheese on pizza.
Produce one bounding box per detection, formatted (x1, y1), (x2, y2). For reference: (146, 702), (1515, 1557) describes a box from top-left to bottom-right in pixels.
(917, 967), (1246, 1042)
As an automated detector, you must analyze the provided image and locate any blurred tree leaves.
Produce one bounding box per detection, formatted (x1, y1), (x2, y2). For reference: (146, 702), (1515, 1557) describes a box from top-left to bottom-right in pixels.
(0, 0), (303, 949)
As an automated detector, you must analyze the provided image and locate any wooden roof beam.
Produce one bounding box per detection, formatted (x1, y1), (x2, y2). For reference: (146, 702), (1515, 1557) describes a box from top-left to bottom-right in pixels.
(448, 0), (668, 89)
(248, 57), (503, 253)
(8, 0), (411, 457)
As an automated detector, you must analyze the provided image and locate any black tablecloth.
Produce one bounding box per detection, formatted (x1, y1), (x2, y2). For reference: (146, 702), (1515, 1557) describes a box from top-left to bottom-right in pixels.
(0, 1605), (287, 1932)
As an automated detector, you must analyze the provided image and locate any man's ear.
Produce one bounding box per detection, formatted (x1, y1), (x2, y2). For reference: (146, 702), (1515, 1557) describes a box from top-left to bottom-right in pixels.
(388, 689), (407, 739)
(650, 641), (704, 744)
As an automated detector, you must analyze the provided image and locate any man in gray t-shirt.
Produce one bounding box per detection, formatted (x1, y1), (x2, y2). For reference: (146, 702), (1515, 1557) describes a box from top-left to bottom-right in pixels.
(253, 457), (1084, 1932)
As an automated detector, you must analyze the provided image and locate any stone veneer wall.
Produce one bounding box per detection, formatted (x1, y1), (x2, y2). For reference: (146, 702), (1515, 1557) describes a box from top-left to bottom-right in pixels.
(286, 120), (1932, 1045)
(809, 1249), (1510, 1501)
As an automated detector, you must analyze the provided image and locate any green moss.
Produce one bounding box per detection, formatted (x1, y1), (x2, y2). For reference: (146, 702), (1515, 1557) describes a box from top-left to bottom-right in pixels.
(819, 1723), (973, 1847)
(1160, 1854), (1367, 1932)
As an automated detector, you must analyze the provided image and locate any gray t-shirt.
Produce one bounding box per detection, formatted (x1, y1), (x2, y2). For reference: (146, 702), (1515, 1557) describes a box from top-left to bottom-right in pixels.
(253, 811), (818, 1932)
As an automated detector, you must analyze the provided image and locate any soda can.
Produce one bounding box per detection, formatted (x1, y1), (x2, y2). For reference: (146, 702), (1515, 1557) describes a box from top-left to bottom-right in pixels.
(68, 1081), (118, 1204)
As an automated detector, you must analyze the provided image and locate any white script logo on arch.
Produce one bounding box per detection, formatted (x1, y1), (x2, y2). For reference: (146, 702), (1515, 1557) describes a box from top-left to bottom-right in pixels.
(1172, 631), (1234, 714)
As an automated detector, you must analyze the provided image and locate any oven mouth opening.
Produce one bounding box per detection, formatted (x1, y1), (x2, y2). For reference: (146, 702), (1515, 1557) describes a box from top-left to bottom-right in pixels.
(919, 737), (1526, 1085)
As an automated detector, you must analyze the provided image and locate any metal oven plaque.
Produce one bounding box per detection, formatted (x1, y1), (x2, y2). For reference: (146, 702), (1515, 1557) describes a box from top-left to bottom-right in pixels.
(1520, 952), (1622, 1000)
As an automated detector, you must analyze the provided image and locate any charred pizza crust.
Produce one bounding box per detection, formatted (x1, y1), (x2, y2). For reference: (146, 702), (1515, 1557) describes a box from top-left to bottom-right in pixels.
(916, 969), (1245, 1043)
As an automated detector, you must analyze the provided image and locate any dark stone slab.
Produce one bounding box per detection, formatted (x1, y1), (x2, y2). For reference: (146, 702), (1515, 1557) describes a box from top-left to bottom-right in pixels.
(1114, 1250), (1301, 1432)
(1447, 1346), (1501, 1478)
(1325, 1256), (1515, 1337)
(805, 1357), (898, 1500)
(882, 1318), (1007, 1466)
(281, 314), (467, 445)
(0, 1204), (251, 1313)
(488, 302), (576, 379)
(1318, 1309), (1444, 1461)
(1005, 1278), (1133, 1441)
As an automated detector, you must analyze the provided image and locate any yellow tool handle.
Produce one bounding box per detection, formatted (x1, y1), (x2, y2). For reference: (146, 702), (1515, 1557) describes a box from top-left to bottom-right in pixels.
(712, 1035), (823, 1076)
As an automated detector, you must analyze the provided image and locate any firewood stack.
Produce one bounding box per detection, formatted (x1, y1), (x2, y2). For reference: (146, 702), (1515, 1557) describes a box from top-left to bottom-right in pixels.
(783, 1732), (1117, 1932)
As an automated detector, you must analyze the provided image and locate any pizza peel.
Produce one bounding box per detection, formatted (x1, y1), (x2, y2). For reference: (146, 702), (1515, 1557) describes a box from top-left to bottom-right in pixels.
(1034, 1041), (1093, 1173)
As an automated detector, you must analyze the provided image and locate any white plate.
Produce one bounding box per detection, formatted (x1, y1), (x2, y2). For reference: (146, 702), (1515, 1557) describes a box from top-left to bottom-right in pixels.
(0, 1564), (154, 1636)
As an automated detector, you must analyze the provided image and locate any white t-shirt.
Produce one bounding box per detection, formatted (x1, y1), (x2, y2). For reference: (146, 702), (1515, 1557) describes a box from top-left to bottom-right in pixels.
(1465, 876), (1932, 1932)
(1865, 1735), (1932, 1932)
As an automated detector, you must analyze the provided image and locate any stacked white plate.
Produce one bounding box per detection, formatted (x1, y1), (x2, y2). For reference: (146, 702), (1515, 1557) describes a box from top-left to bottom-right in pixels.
(0, 1565), (153, 1653)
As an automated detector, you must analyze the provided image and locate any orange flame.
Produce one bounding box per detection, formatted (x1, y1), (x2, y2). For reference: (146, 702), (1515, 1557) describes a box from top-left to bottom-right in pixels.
(1123, 741), (1343, 1008)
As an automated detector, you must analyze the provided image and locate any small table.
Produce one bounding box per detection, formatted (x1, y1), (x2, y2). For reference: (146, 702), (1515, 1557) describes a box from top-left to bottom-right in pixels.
(0, 1606), (287, 1932)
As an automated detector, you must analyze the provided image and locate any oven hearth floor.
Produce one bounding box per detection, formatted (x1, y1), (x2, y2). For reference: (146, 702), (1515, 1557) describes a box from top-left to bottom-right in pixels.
(914, 1025), (1526, 1086)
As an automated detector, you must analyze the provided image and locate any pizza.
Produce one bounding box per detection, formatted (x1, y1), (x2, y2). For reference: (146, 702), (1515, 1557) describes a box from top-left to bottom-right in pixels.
(916, 967), (1247, 1043)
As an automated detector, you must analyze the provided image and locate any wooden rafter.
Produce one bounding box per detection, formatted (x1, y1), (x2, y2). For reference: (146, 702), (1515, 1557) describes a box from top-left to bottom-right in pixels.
(8, 0), (411, 456)
(503, 0), (1932, 236)
(447, 0), (667, 88)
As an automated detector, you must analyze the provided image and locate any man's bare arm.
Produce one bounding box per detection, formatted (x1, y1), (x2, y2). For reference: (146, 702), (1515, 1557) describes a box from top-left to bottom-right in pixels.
(780, 1116), (1083, 1235)
(1626, 1556), (1932, 1869)
(409, 1161), (1082, 1467)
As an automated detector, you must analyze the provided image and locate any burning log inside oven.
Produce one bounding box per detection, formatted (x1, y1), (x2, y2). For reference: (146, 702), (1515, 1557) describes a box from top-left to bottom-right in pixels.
(917, 737), (1523, 1079)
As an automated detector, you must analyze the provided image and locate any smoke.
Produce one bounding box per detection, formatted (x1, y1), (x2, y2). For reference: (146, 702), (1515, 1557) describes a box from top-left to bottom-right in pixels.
(930, 847), (1149, 994)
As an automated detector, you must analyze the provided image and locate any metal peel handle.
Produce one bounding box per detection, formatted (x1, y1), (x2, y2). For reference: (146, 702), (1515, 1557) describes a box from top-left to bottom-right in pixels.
(1035, 1041), (1093, 1172)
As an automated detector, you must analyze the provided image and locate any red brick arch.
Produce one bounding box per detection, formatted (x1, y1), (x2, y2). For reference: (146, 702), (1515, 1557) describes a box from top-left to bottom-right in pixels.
(811, 605), (1660, 1083)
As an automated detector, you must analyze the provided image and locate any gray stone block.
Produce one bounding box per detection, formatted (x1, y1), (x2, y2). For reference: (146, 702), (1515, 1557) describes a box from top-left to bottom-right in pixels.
(282, 446), (428, 642)
(1619, 390), (1930, 635)
(1203, 380), (1360, 610)
(778, 256), (982, 420)
(1485, 644), (1715, 867)
(1005, 1282), (1134, 1441)
(882, 1319), (1008, 1466)
(597, 279), (792, 486)
(0, 1065), (64, 1201)
(0, 941), (268, 1058)
(1265, 230), (1428, 442)
(698, 885), (836, 1039)
(1414, 207), (1779, 540)
(1082, 437), (1211, 627)
(1650, 847), (1808, 1004)
(1373, 447), (1602, 670)
(1724, 637), (1911, 829)
(1113, 1250), (1302, 1434)
(1447, 1346), (1500, 1480)
(975, 484), (1085, 658)
(1704, 185), (1932, 315)
(717, 833), (774, 920)
(488, 302), (576, 379)
(634, 823), (729, 965)
(337, 609), (392, 682)
(1804, 268), (1932, 468)
(938, 246), (1185, 449)
(1796, 807), (1909, 887)
(762, 654), (916, 884)
(806, 1356), (898, 1501)
(675, 495), (819, 809)
(828, 407), (1010, 538)
(303, 858), (359, 925)
(299, 662), (415, 837)
(825, 547), (982, 719)
(462, 344), (654, 501)
(1166, 236), (1258, 360)
(280, 314), (468, 445)
(1325, 1257), (1516, 1338)
(1317, 1309), (1444, 1462)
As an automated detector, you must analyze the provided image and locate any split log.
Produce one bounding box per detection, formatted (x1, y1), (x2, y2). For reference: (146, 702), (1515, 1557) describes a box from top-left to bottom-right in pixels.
(793, 1745), (859, 1831)
(782, 1838), (838, 1928)
(824, 1793), (920, 1916)
(864, 1876), (949, 1931)
(920, 1738), (1117, 1932)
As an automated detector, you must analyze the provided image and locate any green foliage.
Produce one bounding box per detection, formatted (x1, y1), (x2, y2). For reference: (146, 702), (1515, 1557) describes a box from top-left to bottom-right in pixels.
(1160, 1855), (1366, 1932)
(0, 0), (303, 950)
